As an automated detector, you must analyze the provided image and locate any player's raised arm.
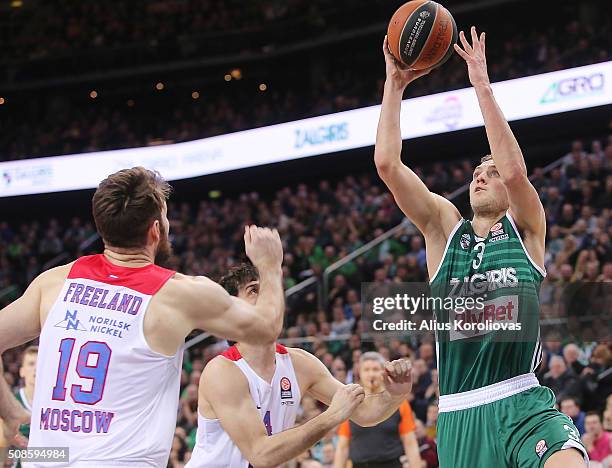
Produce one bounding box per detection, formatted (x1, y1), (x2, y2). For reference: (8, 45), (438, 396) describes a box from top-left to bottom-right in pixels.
(201, 357), (364, 467)
(291, 348), (412, 427)
(455, 27), (545, 248)
(375, 36), (460, 238)
(177, 225), (285, 344)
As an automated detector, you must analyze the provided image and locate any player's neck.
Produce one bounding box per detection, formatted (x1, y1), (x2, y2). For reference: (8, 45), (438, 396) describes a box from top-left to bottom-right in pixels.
(471, 211), (505, 238)
(103, 247), (155, 267)
(236, 342), (277, 383)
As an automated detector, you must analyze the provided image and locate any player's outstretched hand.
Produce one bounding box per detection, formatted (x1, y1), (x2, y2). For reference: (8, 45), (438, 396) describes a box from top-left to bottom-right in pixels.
(0, 407), (30, 448)
(383, 359), (413, 396)
(327, 384), (366, 424)
(454, 26), (490, 89)
(244, 225), (283, 270)
(383, 35), (431, 91)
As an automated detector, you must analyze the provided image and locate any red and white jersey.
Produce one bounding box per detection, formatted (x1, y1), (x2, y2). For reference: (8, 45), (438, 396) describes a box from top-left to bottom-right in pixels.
(187, 344), (301, 468)
(26, 255), (182, 468)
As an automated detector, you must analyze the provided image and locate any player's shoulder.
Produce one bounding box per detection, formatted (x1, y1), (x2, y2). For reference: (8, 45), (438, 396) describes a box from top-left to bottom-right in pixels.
(203, 353), (240, 383)
(157, 273), (219, 305)
(285, 346), (314, 361)
(163, 272), (218, 294)
(286, 347), (325, 371)
(425, 193), (462, 242)
(202, 353), (249, 396)
(32, 261), (74, 288)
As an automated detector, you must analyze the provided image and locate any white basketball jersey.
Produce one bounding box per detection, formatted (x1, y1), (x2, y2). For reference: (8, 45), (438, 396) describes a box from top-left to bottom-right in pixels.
(187, 344), (301, 468)
(26, 255), (182, 468)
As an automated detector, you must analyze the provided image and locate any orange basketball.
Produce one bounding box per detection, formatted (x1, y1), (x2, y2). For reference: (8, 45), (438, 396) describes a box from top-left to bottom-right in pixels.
(387, 0), (457, 70)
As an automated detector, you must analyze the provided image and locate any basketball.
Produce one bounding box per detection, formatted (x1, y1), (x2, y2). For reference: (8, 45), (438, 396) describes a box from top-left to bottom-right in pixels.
(387, 0), (458, 70)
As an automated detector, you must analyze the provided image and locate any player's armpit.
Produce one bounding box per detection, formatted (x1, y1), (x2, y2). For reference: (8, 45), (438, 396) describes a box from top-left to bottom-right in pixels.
(377, 162), (460, 237)
(202, 358), (272, 463)
(173, 274), (282, 344)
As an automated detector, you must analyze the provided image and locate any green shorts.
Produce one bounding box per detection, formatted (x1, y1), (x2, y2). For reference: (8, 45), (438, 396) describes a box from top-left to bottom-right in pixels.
(437, 381), (588, 468)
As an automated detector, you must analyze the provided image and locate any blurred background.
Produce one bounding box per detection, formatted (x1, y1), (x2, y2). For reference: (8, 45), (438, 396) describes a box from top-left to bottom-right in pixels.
(1, 0), (611, 466)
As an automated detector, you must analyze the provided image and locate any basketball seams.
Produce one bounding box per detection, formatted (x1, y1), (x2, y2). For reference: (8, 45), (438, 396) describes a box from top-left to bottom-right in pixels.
(412, 2), (439, 67)
(401, 1), (438, 67)
(415, 5), (454, 69)
(396, 1), (430, 66)
(432, 7), (458, 69)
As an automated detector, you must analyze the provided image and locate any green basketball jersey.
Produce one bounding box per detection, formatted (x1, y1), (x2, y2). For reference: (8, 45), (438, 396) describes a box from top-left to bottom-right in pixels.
(430, 213), (545, 396)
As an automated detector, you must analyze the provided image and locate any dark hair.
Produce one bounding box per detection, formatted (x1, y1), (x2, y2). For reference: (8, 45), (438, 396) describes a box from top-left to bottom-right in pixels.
(219, 263), (259, 296)
(585, 411), (602, 422)
(92, 167), (171, 248)
(219, 263), (259, 347)
(560, 396), (580, 407)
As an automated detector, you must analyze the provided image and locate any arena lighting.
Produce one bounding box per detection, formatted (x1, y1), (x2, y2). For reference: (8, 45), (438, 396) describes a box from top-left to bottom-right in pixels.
(192, 91), (200, 100)
(224, 74), (232, 82)
(259, 83), (268, 92)
(89, 90), (98, 99)
(0, 97), (5, 105)
(155, 82), (165, 91)
(1, 61), (611, 198)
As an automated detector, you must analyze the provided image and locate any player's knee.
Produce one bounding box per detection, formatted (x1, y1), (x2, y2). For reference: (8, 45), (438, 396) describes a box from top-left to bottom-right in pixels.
(543, 448), (586, 468)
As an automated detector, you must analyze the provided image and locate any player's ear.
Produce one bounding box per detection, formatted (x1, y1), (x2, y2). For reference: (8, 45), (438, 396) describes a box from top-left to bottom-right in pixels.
(149, 219), (161, 243)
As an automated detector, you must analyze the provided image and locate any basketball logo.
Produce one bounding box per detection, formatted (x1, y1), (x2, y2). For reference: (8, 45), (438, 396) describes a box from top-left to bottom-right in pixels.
(280, 377), (292, 399)
(490, 222), (503, 232)
(535, 439), (548, 458)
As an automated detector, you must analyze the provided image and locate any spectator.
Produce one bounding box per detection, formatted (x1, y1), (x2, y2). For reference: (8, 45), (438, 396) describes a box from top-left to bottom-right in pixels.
(582, 412), (612, 462)
(334, 352), (422, 468)
(424, 403), (438, 441)
(581, 344), (612, 412)
(542, 355), (580, 401)
(564, 343), (587, 376)
(414, 418), (438, 468)
(560, 397), (587, 435)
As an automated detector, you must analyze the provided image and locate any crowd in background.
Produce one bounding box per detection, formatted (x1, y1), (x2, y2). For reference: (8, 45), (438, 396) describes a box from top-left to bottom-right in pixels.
(2, 134), (610, 467)
(1, 0), (611, 465)
(1, 0), (611, 161)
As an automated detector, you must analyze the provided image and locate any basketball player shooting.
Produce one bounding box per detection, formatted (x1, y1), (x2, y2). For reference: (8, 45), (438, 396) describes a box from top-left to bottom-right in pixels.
(375, 28), (588, 468)
(0, 167), (285, 467)
(186, 263), (413, 468)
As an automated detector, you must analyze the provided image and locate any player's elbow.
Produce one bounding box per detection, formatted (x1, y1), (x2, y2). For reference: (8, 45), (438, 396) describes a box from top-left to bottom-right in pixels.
(238, 317), (280, 345)
(501, 164), (527, 186)
(374, 154), (394, 178)
(248, 448), (279, 468)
